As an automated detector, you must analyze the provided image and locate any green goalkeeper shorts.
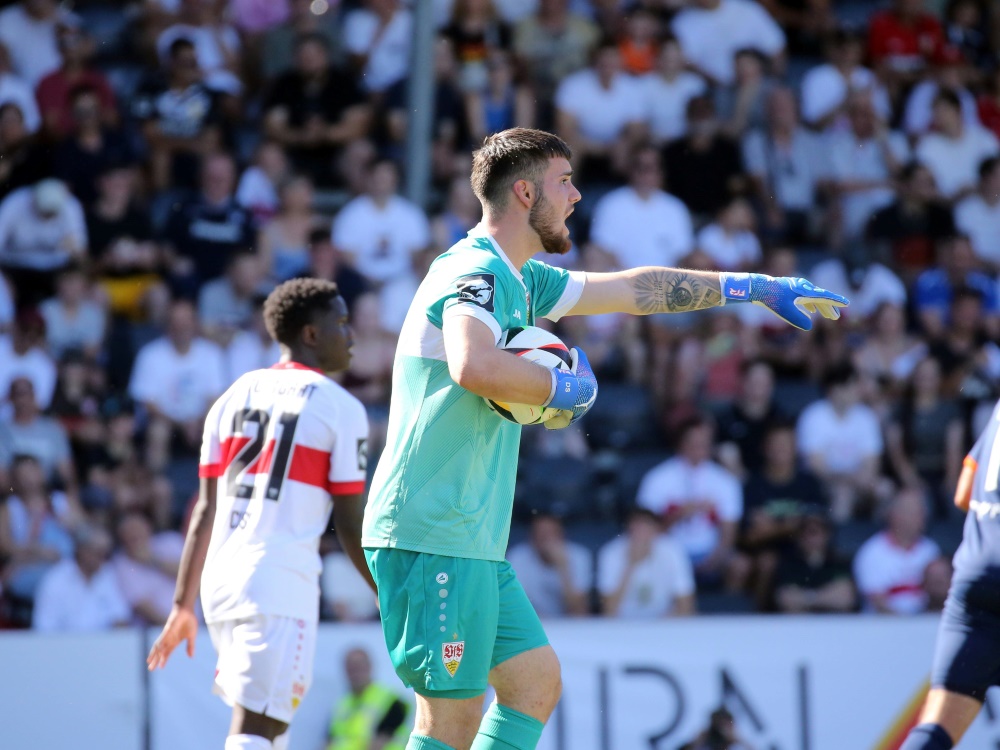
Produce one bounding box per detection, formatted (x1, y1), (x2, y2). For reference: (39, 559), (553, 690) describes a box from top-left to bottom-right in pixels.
(364, 548), (550, 699)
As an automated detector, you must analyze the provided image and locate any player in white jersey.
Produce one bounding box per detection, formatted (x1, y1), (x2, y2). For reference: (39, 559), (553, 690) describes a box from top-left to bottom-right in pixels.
(147, 278), (373, 750)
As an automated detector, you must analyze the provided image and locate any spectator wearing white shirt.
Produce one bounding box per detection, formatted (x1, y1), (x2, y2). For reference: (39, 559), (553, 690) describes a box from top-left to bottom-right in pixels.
(824, 91), (909, 242)
(598, 508), (695, 618)
(0, 0), (65, 88)
(197, 252), (266, 348)
(32, 523), (131, 632)
(696, 196), (761, 271)
(902, 47), (978, 138)
(0, 42), (40, 133)
(671, 0), (785, 87)
(854, 488), (941, 615)
(554, 40), (646, 185)
(743, 87), (826, 245)
(637, 416), (745, 590)
(128, 299), (227, 470)
(156, 0), (243, 95)
(331, 160), (431, 331)
(343, 0), (412, 94)
(110, 511), (183, 626)
(641, 36), (707, 145)
(801, 27), (890, 132)
(0, 179), (87, 304)
(235, 140), (289, 226)
(0, 311), (57, 410)
(508, 513), (593, 618)
(796, 363), (887, 521)
(39, 263), (107, 361)
(589, 144), (693, 271)
(916, 90), (999, 202)
(955, 156), (1000, 272)
(0, 377), (77, 496)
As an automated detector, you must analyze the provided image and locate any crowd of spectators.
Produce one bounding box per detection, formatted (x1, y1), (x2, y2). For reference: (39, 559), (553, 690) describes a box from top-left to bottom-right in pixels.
(0, 0), (996, 629)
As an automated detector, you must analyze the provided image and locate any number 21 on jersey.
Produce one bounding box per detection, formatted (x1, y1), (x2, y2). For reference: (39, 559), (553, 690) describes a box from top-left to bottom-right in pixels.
(226, 407), (301, 502)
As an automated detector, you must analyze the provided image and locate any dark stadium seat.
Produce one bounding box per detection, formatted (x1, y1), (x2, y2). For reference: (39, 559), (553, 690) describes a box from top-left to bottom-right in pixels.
(773, 379), (823, 419)
(581, 383), (663, 451)
(927, 520), (965, 557)
(610, 449), (672, 518)
(515, 456), (596, 522)
(696, 591), (757, 615)
(835, 519), (881, 559)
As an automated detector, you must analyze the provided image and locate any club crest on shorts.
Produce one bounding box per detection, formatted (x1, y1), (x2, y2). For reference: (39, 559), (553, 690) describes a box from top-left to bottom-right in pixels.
(442, 641), (465, 677)
(436, 572), (449, 584)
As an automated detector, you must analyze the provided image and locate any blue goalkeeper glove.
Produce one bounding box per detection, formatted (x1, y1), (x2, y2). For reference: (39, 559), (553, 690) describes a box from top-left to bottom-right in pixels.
(719, 273), (849, 331)
(543, 347), (598, 430)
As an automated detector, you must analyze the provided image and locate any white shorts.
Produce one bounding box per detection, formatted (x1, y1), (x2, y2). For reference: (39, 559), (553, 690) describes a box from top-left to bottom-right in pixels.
(208, 614), (317, 724)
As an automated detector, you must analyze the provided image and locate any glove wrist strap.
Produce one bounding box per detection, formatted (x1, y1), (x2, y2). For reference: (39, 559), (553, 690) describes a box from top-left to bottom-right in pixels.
(542, 369), (558, 408)
(719, 272), (752, 305)
(547, 369), (579, 411)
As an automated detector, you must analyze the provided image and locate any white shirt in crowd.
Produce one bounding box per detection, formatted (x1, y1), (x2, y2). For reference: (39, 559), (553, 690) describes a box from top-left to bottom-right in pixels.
(32, 560), (131, 632)
(636, 457), (743, 562)
(235, 166), (280, 220)
(157, 23), (243, 94)
(0, 187), (87, 271)
(824, 129), (910, 239)
(555, 69), (646, 145)
(507, 540), (593, 618)
(903, 81), (979, 137)
(321, 551), (379, 622)
(0, 336), (57, 409)
(800, 64), (890, 128)
(743, 127), (827, 211)
(128, 337), (227, 422)
(0, 71), (41, 132)
(0, 4), (63, 87)
(597, 535), (694, 618)
(916, 126), (1000, 199)
(955, 194), (1000, 267)
(224, 331), (281, 385)
(807, 259), (908, 319)
(696, 223), (761, 270)
(199, 364), (369, 624)
(590, 186), (694, 269)
(332, 194), (430, 285)
(342, 7), (412, 93)
(796, 399), (884, 475)
(641, 71), (707, 143)
(671, 0), (785, 86)
(853, 532), (940, 615)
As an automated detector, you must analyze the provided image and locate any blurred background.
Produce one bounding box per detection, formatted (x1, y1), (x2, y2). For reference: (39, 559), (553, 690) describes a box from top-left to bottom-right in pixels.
(1, 0), (999, 747)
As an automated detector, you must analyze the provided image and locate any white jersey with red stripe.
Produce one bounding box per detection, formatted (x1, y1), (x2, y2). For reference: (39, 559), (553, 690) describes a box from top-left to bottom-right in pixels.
(198, 362), (369, 623)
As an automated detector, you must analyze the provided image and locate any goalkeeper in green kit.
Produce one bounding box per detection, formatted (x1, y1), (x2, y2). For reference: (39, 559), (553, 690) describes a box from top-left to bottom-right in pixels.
(361, 128), (848, 750)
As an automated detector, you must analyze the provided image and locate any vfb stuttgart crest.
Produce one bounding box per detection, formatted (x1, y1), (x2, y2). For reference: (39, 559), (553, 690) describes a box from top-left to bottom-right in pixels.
(442, 641), (465, 677)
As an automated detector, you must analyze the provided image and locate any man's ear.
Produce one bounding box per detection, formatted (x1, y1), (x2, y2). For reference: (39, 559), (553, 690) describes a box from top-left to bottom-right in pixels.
(300, 322), (319, 348)
(512, 179), (534, 209)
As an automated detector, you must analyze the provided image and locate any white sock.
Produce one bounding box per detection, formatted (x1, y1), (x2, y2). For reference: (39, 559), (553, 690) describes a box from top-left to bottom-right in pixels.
(224, 734), (272, 750)
(271, 731), (289, 750)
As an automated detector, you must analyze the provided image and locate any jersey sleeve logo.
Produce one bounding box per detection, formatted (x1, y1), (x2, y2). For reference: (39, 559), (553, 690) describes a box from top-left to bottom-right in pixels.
(455, 274), (496, 313)
(357, 438), (368, 471)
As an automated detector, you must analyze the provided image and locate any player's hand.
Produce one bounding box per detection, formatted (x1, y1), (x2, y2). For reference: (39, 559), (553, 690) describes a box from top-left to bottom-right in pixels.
(544, 347), (598, 430)
(719, 272), (849, 331)
(147, 605), (198, 671)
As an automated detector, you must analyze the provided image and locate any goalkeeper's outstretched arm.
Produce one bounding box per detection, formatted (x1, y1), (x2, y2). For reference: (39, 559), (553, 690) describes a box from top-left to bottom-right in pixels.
(568, 267), (849, 331)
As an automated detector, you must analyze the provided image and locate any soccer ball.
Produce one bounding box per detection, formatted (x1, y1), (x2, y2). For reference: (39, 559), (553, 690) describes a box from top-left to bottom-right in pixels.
(484, 326), (573, 425)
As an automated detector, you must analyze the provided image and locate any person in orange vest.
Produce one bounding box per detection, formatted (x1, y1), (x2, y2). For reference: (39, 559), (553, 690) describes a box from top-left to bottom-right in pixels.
(326, 647), (410, 750)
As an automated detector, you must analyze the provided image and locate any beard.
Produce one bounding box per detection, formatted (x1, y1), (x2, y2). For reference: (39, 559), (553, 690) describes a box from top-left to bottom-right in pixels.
(528, 190), (571, 255)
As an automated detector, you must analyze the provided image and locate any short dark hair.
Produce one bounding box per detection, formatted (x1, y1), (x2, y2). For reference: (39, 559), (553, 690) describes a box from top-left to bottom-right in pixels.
(822, 361), (857, 391)
(263, 278), (341, 346)
(168, 37), (195, 59)
(979, 155), (1000, 180)
(933, 89), (962, 112)
(470, 128), (572, 212)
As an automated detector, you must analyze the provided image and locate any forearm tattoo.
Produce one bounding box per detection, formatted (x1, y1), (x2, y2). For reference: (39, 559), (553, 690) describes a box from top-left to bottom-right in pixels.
(630, 270), (722, 314)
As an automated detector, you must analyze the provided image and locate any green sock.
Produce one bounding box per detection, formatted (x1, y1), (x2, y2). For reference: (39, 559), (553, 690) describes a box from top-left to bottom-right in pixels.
(406, 734), (455, 750)
(470, 703), (545, 750)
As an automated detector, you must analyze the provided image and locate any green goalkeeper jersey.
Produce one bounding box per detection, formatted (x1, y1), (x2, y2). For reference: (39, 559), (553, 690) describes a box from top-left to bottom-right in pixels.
(361, 229), (584, 562)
